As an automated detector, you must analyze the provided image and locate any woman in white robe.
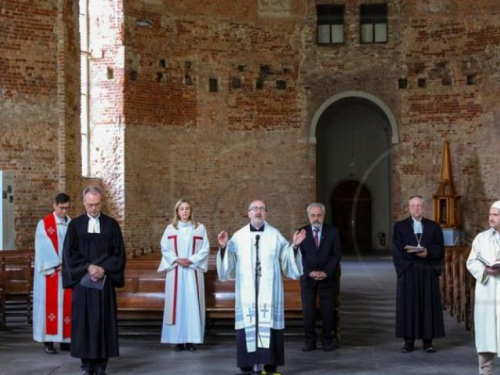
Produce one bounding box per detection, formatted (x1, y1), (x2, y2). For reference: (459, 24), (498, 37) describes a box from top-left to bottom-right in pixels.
(158, 199), (210, 351)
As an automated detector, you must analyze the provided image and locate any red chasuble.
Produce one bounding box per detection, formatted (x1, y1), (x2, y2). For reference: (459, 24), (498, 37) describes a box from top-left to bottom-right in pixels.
(43, 214), (72, 337)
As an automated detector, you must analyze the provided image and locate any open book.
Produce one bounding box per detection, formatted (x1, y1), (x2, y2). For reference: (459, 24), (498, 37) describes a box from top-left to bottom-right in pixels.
(477, 254), (500, 269)
(404, 245), (425, 254)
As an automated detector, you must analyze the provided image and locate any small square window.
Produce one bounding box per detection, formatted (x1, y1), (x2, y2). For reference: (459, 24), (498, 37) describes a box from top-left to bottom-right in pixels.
(360, 4), (388, 44)
(317, 5), (345, 45)
(398, 78), (407, 89)
(276, 80), (286, 90)
(256, 78), (264, 90)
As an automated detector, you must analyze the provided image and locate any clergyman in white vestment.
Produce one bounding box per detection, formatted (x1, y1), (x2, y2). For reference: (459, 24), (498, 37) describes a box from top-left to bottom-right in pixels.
(217, 199), (305, 374)
(158, 199), (210, 351)
(33, 193), (72, 354)
(467, 200), (500, 375)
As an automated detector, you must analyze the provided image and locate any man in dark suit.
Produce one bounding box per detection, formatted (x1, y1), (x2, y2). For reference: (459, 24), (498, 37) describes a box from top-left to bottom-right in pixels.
(392, 195), (445, 354)
(297, 202), (341, 352)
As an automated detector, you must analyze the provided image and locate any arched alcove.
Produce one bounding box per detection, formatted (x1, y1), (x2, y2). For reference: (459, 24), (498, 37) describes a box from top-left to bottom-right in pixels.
(314, 92), (396, 251)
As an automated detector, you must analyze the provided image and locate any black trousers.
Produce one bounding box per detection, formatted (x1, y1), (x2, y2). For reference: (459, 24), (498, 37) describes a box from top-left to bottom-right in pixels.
(301, 280), (335, 346)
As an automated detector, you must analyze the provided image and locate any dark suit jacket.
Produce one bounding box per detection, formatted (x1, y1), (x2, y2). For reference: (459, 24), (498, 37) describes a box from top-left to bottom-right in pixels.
(298, 223), (342, 286)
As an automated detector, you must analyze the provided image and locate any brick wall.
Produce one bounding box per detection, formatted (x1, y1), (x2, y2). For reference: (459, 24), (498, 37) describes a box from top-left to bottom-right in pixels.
(4, 0), (500, 251)
(0, 0), (80, 248)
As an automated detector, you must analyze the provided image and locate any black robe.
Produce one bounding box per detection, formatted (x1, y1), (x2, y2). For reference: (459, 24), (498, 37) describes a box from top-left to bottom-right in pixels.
(62, 213), (126, 359)
(392, 217), (445, 340)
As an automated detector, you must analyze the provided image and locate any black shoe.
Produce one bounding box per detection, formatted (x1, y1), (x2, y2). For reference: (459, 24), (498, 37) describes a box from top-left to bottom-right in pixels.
(323, 343), (335, 352)
(400, 344), (414, 353)
(44, 343), (57, 354)
(174, 344), (185, 351)
(186, 343), (197, 351)
(60, 343), (71, 351)
(302, 344), (317, 352)
(424, 345), (436, 353)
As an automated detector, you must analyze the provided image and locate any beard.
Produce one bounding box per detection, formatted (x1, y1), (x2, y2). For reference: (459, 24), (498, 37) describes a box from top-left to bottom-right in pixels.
(312, 222), (322, 229)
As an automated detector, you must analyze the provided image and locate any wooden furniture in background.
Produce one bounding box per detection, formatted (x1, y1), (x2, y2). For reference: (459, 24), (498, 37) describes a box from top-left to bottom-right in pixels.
(0, 250), (34, 329)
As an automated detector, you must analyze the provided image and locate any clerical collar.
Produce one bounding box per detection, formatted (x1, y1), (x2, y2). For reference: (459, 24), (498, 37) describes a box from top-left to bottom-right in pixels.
(250, 224), (265, 232)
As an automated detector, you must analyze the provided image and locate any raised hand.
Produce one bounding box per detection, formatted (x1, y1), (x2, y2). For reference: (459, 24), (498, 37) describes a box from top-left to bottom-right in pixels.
(217, 231), (229, 248)
(292, 229), (307, 247)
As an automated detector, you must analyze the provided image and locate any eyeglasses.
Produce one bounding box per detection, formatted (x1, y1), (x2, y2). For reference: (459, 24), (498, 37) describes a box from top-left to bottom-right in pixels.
(249, 206), (266, 212)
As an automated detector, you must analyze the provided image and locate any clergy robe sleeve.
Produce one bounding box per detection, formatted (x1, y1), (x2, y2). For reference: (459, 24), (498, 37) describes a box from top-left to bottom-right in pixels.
(188, 225), (210, 272)
(158, 226), (179, 272)
(34, 220), (60, 275)
(98, 218), (126, 288)
(467, 237), (490, 284)
(217, 238), (237, 281)
(391, 221), (415, 277)
(62, 220), (91, 288)
(423, 221), (444, 262)
(278, 234), (303, 280)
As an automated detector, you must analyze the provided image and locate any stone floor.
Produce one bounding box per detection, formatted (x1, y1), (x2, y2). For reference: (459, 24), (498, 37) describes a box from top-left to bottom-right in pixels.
(0, 253), (486, 375)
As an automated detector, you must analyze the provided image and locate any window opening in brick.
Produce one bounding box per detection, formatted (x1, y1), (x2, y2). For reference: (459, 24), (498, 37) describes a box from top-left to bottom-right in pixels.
(276, 80), (286, 90)
(209, 78), (218, 92)
(398, 78), (407, 89)
(466, 74), (476, 85)
(418, 78), (426, 88)
(360, 4), (388, 44)
(256, 78), (264, 90)
(317, 4), (345, 44)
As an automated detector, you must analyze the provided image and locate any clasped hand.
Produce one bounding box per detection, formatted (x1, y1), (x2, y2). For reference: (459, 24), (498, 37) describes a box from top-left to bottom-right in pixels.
(176, 258), (193, 267)
(309, 271), (327, 281)
(88, 264), (105, 281)
(485, 266), (500, 276)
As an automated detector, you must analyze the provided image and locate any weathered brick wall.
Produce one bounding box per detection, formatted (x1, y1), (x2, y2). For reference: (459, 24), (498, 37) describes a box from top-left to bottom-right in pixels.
(122, 0), (315, 251)
(86, 0), (126, 225)
(0, 0), (80, 248)
(394, 1), (500, 240)
(4, 0), (500, 251)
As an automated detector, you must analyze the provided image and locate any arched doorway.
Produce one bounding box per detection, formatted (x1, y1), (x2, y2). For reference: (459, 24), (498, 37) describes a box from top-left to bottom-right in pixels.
(312, 92), (396, 251)
(331, 180), (372, 251)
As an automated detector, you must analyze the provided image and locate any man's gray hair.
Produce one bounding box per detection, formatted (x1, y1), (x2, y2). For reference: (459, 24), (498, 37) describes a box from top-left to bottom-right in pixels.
(307, 202), (325, 215)
(82, 186), (103, 201)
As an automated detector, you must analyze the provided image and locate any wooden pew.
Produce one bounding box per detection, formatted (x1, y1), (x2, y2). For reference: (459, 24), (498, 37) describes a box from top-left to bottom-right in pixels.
(442, 246), (473, 331)
(0, 250), (34, 329)
(116, 249), (341, 345)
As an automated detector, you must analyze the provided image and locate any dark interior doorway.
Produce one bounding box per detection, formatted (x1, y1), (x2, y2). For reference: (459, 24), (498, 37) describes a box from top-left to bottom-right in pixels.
(331, 180), (372, 251)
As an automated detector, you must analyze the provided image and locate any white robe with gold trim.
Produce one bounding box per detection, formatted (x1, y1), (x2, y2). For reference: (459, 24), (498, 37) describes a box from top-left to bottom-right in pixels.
(158, 222), (210, 344)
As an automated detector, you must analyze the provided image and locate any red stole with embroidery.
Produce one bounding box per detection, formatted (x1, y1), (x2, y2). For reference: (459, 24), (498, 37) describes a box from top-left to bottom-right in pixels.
(43, 214), (72, 337)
